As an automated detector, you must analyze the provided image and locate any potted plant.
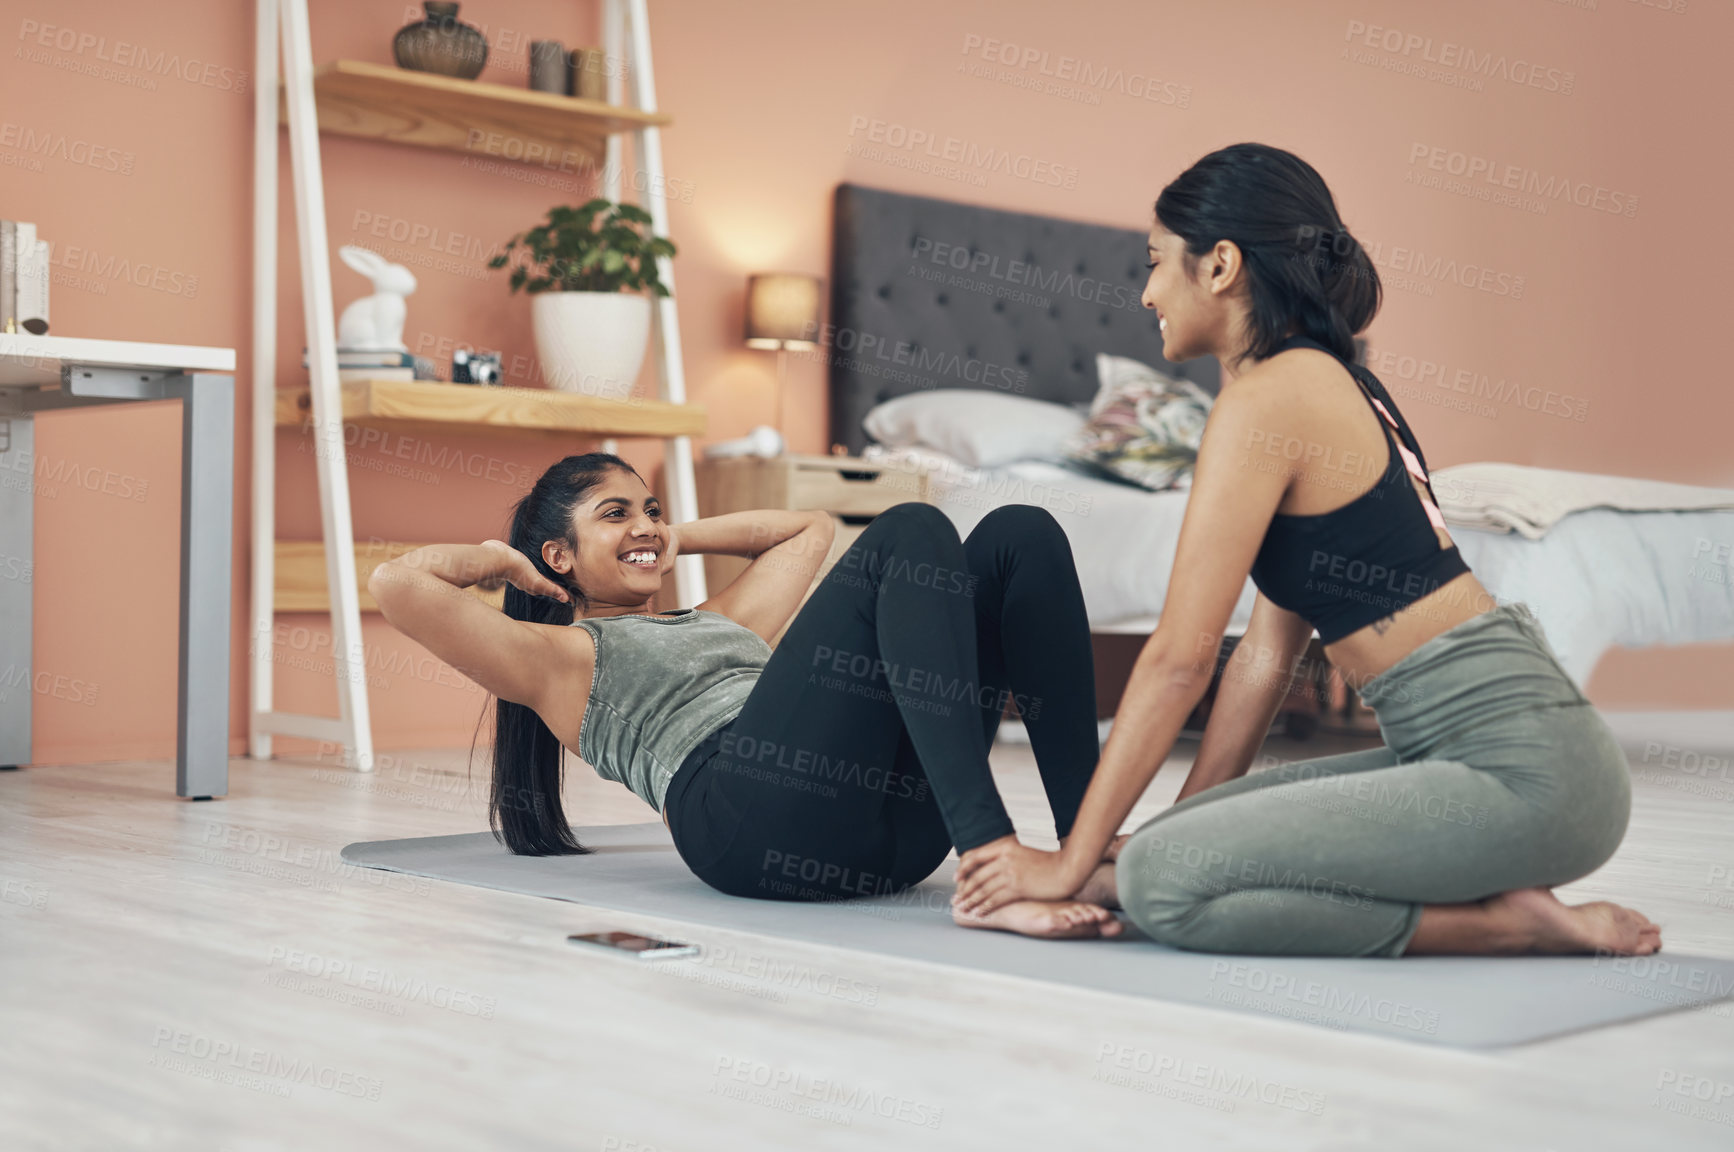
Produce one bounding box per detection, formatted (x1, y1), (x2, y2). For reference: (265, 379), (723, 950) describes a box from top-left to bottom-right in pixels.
(488, 198), (676, 399)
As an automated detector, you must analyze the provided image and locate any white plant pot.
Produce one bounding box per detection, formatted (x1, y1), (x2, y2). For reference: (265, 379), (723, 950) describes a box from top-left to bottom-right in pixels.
(530, 291), (652, 399)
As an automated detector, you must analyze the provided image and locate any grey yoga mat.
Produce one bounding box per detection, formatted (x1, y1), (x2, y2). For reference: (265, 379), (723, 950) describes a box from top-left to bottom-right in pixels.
(341, 822), (1734, 1048)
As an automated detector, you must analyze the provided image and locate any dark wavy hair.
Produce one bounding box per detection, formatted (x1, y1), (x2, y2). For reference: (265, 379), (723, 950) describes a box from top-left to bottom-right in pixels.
(486, 452), (643, 855)
(1155, 142), (1381, 366)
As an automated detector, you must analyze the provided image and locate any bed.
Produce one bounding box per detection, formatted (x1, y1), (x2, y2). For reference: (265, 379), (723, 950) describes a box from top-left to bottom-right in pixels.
(827, 182), (1734, 691)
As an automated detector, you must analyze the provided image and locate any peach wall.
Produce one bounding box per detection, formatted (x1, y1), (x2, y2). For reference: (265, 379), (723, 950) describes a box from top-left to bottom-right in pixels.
(6, 0), (1727, 767)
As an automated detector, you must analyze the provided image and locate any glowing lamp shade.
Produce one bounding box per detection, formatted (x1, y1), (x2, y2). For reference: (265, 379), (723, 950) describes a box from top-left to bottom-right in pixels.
(744, 273), (822, 350)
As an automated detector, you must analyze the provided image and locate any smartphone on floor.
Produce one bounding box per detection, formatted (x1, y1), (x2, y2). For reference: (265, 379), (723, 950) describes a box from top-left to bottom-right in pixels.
(567, 930), (700, 961)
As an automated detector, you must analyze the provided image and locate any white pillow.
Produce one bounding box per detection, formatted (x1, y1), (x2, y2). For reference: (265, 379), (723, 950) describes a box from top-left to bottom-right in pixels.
(861, 389), (1086, 468)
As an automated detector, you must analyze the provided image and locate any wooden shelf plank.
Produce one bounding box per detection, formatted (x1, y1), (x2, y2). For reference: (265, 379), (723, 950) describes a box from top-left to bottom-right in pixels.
(277, 58), (671, 166)
(275, 539), (503, 614)
(275, 377), (705, 440)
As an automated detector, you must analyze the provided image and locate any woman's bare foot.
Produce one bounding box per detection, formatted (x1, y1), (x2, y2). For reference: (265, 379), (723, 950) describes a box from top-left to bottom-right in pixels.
(952, 898), (1124, 939)
(1488, 888), (1662, 954)
(1406, 887), (1662, 956)
(1074, 861), (1121, 910)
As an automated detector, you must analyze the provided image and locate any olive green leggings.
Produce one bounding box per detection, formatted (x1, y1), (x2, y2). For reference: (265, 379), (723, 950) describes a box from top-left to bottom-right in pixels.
(1114, 601), (1633, 957)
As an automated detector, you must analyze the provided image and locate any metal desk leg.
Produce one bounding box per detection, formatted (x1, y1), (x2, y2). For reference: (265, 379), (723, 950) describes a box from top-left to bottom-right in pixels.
(0, 413), (31, 769)
(168, 372), (234, 798)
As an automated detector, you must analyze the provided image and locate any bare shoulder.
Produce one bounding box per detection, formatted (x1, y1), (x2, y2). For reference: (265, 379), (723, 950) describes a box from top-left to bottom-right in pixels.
(1199, 352), (1314, 452)
(1228, 344), (1378, 441)
(1229, 344), (1344, 410)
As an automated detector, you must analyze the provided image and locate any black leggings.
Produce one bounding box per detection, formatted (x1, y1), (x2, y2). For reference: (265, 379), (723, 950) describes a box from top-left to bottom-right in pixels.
(663, 502), (1098, 902)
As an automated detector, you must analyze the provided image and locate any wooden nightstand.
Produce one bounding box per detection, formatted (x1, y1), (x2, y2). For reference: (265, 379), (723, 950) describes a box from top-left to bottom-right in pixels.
(694, 453), (931, 631)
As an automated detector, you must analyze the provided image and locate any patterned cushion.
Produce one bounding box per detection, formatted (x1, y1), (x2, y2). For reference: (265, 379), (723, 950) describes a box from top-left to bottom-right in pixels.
(1062, 353), (1215, 491)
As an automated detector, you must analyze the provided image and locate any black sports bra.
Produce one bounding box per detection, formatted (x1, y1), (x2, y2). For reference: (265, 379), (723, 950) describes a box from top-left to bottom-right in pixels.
(1246, 332), (1470, 645)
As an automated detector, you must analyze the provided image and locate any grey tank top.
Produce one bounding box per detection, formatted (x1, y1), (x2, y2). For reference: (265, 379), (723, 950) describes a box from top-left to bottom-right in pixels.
(567, 608), (771, 812)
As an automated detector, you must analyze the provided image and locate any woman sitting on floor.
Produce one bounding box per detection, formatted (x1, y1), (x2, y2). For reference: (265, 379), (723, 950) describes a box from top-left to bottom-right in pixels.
(951, 142), (1660, 960)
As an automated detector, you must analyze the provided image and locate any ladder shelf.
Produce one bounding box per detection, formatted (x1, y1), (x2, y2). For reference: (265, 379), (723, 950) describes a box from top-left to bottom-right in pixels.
(252, 0), (704, 772)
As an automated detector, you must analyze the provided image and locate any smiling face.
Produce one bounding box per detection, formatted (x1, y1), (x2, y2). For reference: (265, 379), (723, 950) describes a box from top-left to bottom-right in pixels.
(1142, 221), (1257, 371)
(542, 467), (668, 615)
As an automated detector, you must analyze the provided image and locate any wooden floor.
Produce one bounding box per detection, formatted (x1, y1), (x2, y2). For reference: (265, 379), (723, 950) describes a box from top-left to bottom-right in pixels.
(3, 713), (1732, 1151)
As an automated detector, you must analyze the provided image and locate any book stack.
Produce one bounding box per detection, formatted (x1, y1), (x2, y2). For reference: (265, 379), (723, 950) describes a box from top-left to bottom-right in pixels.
(1, 220), (51, 336)
(300, 348), (415, 383)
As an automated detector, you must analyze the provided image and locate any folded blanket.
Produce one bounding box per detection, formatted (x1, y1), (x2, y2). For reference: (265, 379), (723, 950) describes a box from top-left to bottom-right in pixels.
(1431, 462), (1734, 540)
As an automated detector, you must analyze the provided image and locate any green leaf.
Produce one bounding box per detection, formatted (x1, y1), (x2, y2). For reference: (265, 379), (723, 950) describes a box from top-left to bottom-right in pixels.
(493, 197), (677, 296)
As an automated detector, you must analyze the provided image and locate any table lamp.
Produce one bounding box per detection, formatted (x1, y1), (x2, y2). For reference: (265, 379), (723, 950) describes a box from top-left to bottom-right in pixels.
(744, 272), (822, 441)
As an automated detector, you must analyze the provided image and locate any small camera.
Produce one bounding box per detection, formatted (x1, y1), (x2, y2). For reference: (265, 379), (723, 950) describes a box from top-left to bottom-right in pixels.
(452, 348), (503, 386)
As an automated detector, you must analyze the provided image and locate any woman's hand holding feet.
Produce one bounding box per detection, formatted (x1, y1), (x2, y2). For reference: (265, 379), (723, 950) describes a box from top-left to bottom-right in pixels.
(954, 836), (1092, 916)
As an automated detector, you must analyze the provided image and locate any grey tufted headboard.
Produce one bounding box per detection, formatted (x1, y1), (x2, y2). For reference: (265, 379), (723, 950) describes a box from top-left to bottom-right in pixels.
(827, 182), (1221, 455)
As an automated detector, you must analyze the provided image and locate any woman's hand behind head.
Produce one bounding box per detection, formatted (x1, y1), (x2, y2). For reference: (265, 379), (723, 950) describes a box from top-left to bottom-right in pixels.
(479, 538), (570, 603)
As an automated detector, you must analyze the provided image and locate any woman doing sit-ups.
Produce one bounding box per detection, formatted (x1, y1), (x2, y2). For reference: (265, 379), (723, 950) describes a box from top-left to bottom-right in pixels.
(369, 454), (1120, 939)
(953, 142), (1661, 960)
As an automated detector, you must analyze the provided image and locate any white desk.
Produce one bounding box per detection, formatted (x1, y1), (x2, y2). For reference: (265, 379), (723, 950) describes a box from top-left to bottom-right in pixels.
(0, 334), (236, 797)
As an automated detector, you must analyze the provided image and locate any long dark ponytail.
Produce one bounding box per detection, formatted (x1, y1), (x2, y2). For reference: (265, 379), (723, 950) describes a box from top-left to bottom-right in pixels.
(1155, 142), (1381, 367)
(489, 452), (643, 855)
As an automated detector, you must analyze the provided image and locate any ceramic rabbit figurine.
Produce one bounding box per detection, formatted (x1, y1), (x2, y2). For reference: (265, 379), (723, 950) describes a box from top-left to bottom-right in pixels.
(336, 245), (416, 351)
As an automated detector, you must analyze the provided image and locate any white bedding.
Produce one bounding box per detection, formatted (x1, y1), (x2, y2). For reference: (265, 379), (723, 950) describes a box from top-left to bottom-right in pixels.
(1433, 461), (1734, 540)
(865, 445), (1734, 687)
